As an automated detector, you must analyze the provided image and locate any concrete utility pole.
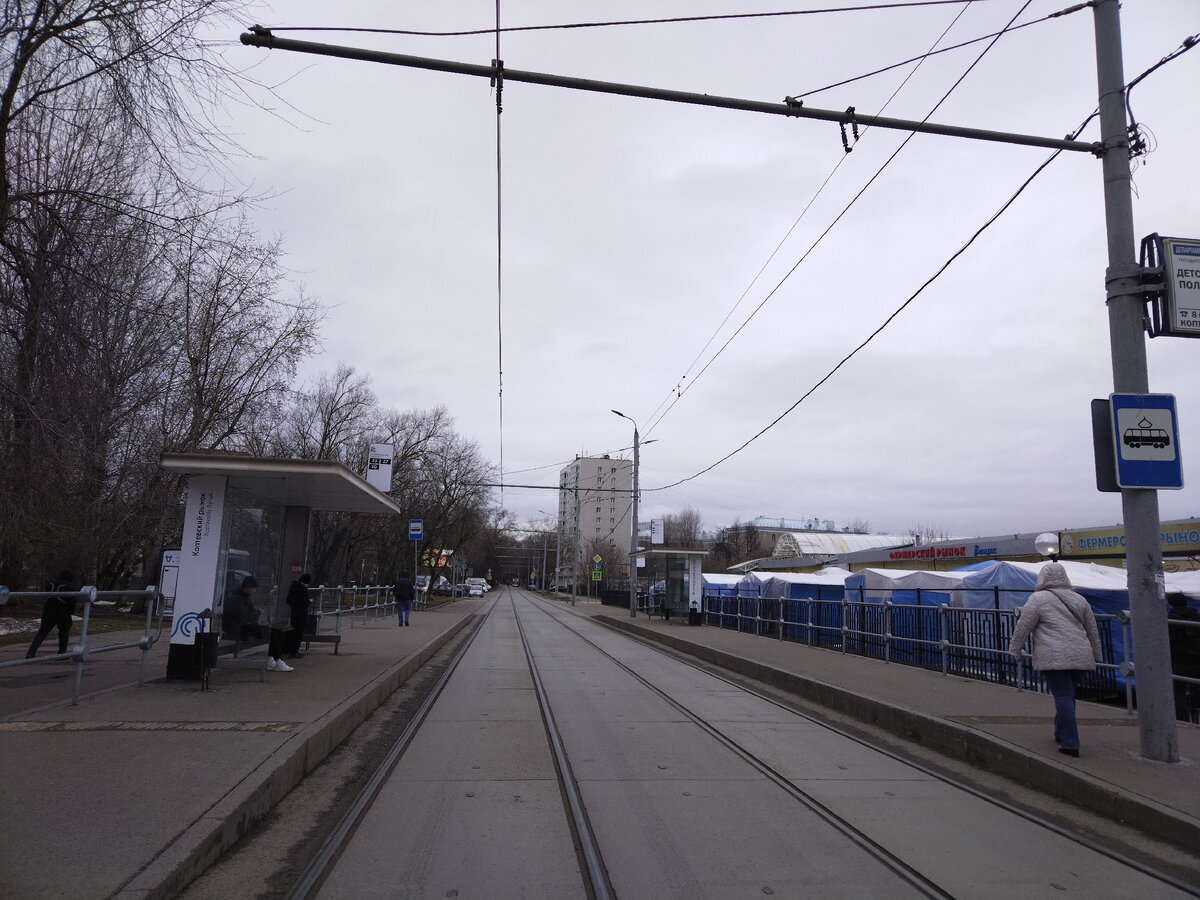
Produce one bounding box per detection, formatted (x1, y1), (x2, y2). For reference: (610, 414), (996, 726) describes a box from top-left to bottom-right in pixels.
(572, 484), (578, 607)
(1092, 0), (1177, 762)
(613, 411), (640, 617)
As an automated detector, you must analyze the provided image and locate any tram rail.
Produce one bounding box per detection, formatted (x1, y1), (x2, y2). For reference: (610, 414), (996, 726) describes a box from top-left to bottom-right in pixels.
(284, 587), (1199, 899)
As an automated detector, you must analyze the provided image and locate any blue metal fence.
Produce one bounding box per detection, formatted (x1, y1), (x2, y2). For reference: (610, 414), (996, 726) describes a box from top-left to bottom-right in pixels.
(702, 587), (1130, 708)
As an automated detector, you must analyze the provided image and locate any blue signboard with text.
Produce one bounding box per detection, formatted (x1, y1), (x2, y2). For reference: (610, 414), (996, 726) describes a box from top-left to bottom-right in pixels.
(1110, 393), (1183, 489)
(409, 519), (423, 540)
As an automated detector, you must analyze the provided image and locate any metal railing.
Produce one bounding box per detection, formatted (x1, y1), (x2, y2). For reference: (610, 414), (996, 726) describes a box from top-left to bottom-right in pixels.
(701, 588), (1145, 713)
(0, 586), (165, 705)
(307, 583), (430, 630)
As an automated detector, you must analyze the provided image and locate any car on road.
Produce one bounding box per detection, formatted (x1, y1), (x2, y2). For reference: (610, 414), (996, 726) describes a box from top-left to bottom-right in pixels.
(467, 583), (485, 597)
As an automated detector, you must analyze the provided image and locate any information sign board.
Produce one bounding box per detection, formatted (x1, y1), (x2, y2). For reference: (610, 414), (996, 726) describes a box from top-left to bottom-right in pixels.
(1142, 234), (1200, 338)
(409, 519), (423, 540)
(1110, 393), (1183, 489)
(366, 442), (394, 491)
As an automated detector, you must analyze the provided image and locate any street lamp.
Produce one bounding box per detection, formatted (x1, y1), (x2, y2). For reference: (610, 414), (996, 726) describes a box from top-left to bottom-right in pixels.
(612, 410), (640, 618)
(1034, 532), (1061, 561)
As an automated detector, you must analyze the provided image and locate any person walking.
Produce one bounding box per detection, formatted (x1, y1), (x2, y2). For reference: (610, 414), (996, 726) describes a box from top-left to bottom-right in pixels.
(1008, 562), (1102, 757)
(284, 573), (312, 659)
(26, 570), (78, 658)
(394, 570), (414, 626)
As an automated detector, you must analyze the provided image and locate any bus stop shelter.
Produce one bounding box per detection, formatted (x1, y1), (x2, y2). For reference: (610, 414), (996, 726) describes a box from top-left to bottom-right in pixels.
(630, 548), (708, 623)
(159, 452), (404, 680)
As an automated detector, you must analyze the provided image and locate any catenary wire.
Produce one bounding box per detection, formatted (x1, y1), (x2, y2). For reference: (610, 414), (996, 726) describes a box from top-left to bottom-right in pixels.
(648, 111), (1097, 492)
(645, 28), (1190, 491)
(266, 2), (1006, 38)
(642, 0), (976, 435)
(645, 0), (1032, 438)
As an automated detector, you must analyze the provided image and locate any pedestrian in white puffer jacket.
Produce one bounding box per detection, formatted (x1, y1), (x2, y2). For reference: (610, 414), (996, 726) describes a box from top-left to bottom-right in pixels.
(1008, 562), (1102, 757)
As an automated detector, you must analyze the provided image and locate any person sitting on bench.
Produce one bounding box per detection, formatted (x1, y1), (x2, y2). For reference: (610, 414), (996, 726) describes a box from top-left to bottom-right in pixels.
(222, 576), (292, 672)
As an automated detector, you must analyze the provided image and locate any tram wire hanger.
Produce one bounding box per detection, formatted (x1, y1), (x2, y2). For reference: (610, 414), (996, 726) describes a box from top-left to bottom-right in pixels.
(239, 26), (1102, 158)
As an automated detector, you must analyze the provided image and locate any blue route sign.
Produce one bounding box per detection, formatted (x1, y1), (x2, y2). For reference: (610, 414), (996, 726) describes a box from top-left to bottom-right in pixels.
(1110, 393), (1183, 489)
(409, 519), (423, 540)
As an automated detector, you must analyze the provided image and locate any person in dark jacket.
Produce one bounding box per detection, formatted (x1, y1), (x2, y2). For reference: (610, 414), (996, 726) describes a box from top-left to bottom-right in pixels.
(26, 570), (78, 658)
(221, 576), (291, 672)
(1167, 592), (1200, 722)
(1007, 562), (1102, 758)
(284, 573), (312, 659)
(394, 571), (414, 626)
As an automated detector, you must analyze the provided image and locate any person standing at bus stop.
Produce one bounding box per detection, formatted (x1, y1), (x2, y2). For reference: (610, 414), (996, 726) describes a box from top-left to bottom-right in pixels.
(394, 570), (414, 627)
(284, 573), (312, 659)
(1008, 562), (1102, 757)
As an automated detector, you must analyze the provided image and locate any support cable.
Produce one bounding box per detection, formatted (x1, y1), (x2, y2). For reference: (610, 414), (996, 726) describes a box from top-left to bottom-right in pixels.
(649, 111), (1097, 492)
(644, 0), (1020, 437)
(645, 28), (1193, 490)
(642, 1), (972, 433)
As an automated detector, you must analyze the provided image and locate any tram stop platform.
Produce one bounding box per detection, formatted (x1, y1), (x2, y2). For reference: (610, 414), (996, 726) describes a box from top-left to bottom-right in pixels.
(0, 593), (1197, 899)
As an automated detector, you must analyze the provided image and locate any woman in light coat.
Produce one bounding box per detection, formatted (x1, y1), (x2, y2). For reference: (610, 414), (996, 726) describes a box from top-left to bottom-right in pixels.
(1008, 562), (1102, 757)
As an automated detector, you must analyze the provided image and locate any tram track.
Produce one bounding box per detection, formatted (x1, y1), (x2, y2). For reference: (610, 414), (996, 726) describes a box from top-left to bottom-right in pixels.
(282, 588), (1198, 899)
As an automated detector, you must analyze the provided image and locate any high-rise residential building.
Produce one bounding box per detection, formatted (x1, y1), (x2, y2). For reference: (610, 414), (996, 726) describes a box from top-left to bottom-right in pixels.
(556, 454), (633, 587)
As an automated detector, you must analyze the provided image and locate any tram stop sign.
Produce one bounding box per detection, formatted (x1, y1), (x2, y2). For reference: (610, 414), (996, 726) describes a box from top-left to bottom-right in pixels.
(1109, 393), (1183, 489)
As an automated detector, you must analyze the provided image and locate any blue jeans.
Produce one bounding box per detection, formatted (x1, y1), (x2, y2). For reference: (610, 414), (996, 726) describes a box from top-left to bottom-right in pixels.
(1042, 669), (1083, 750)
(398, 598), (411, 625)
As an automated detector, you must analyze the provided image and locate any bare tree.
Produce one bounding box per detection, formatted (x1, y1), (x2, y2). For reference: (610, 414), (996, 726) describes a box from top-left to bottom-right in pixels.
(663, 506), (704, 548)
(708, 519), (766, 571)
(907, 522), (950, 544)
(0, 1), (316, 588)
(2, 0), (251, 236)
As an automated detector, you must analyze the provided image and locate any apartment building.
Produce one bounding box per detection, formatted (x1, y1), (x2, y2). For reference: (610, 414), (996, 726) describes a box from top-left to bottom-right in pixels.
(556, 455), (634, 585)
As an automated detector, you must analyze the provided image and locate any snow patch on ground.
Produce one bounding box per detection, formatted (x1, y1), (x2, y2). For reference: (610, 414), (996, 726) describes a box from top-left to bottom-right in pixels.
(0, 617), (37, 636)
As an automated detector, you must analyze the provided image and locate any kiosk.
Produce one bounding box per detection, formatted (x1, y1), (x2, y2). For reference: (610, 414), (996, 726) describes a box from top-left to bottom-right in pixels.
(160, 453), (404, 680)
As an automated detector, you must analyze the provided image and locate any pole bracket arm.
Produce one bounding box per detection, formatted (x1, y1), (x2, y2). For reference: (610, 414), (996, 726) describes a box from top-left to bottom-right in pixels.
(243, 25), (275, 48)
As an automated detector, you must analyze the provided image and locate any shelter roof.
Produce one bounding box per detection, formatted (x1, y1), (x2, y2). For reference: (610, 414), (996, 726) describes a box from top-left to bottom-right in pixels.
(160, 452), (403, 516)
(628, 547), (709, 560)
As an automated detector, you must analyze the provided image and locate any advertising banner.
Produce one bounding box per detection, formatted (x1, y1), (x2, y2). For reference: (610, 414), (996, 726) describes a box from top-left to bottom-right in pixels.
(169, 474), (227, 646)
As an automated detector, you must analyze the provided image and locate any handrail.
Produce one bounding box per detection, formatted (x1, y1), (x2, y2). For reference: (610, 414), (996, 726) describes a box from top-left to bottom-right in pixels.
(0, 586), (165, 704)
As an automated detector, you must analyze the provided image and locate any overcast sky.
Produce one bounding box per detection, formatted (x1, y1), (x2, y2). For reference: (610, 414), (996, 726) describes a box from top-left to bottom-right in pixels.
(219, 1), (1198, 539)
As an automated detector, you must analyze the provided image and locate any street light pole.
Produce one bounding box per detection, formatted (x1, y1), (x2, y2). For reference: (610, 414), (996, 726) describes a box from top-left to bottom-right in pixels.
(612, 410), (639, 618)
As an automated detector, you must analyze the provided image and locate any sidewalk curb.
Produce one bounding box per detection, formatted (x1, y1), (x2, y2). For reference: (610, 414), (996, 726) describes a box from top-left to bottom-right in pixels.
(595, 615), (1200, 853)
(114, 614), (476, 900)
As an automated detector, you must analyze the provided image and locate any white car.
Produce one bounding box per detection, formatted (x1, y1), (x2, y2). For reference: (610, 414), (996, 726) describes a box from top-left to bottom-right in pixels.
(468, 583), (485, 597)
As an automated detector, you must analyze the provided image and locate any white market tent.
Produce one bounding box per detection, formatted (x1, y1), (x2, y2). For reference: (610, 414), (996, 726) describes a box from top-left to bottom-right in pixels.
(1166, 570), (1200, 602)
(843, 568), (970, 606)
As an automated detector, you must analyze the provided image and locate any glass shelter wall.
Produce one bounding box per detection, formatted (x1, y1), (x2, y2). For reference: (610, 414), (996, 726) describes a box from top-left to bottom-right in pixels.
(215, 489), (286, 632)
